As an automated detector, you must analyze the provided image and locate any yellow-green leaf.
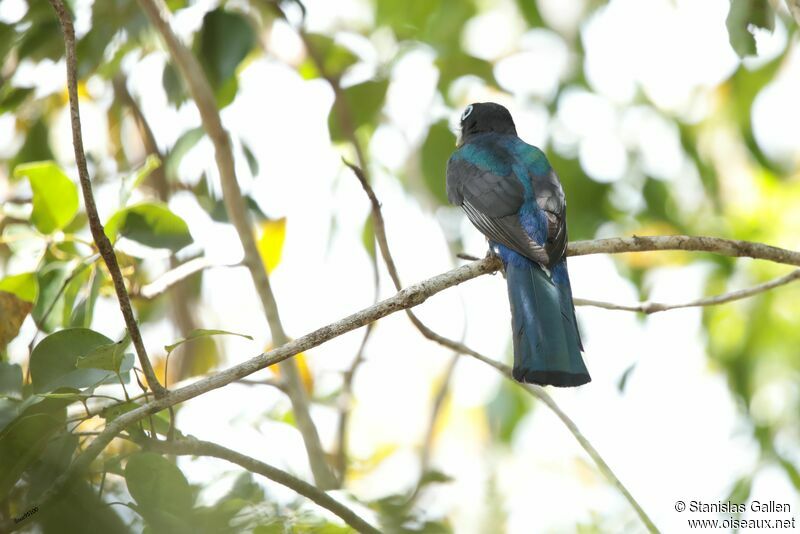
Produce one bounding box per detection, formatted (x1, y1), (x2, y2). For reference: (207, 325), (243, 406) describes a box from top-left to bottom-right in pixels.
(14, 161), (79, 234)
(0, 272), (38, 303)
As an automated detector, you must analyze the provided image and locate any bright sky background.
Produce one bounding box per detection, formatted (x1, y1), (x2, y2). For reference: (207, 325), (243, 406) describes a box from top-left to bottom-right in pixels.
(2, 0), (800, 532)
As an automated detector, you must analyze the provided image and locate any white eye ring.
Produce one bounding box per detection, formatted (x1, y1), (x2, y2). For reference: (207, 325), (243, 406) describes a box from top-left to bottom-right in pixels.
(461, 105), (473, 121)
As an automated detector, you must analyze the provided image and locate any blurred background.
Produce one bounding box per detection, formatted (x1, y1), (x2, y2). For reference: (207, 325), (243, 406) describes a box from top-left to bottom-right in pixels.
(1, 0), (799, 532)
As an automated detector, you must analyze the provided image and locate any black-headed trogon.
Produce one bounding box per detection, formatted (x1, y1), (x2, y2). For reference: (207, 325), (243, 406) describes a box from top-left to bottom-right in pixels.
(446, 102), (590, 387)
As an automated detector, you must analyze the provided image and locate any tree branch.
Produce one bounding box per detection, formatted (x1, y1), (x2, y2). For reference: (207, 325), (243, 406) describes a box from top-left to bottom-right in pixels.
(48, 0), (165, 397)
(343, 161), (658, 531)
(786, 0), (800, 27)
(10, 231), (800, 531)
(144, 437), (380, 533)
(114, 74), (208, 384)
(11, 257), (497, 532)
(297, 23), (384, 487)
(137, 0), (336, 488)
(574, 268), (800, 313)
(569, 235), (800, 266)
(131, 257), (236, 300)
(407, 351), (459, 506)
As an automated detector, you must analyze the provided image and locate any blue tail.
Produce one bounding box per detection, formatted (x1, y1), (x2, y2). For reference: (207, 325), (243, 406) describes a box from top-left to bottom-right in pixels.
(505, 255), (590, 387)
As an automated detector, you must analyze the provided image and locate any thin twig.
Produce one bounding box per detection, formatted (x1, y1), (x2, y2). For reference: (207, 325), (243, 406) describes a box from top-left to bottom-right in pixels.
(137, 0), (334, 488)
(335, 321), (375, 483)
(131, 257), (237, 299)
(236, 377), (287, 393)
(144, 437), (380, 533)
(296, 32), (381, 487)
(574, 269), (800, 314)
(407, 351), (460, 505)
(343, 161), (658, 533)
(48, 0), (165, 398)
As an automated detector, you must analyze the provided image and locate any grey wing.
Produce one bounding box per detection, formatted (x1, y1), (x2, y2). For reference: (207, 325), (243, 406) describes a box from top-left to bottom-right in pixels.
(533, 169), (568, 265)
(447, 156), (549, 264)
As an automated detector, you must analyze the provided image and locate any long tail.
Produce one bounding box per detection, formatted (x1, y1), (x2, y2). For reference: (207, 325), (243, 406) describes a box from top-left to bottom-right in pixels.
(505, 257), (590, 387)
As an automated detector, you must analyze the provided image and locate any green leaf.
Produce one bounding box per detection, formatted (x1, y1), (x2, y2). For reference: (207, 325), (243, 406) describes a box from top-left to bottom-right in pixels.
(165, 328), (252, 354)
(27, 432), (78, 499)
(299, 33), (358, 80)
(726, 0), (774, 57)
(76, 332), (131, 372)
(103, 401), (173, 437)
(419, 469), (454, 487)
(61, 262), (93, 328)
(125, 452), (194, 515)
(726, 475), (753, 504)
(515, 0), (544, 27)
(0, 272), (38, 303)
(0, 362), (22, 399)
(30, 328), (124, 393)
(486, 379), (532, 444)
(328, 79), (389, 142)
(436, 52), (496, 93)
(121, 154), (162, 206)
(617, 363), (637, 393)
(0, 411), (65, 499)
(197, 9), (255, 108)
(375, 1), (438, 41)
(0, 86), (34, 114)
(0, 22), (16, 62)
(11, 119), (54, 173)
(14, 161), (79, 234)
(70, 266), (103, 328)
(105, 202), (193, 251)
(421, 121), (456, 205)
(361, 213), (376, 259)
(163, 61), (188, 107)
(31, 261), (70, 332)
(242, 141), (259, 176)
(778, 456), (800, 490)
(17, 18), (63, 62)
(167, 127), (204, 181)
(377, 0), (474, 55)
(0, 400), (19, 433)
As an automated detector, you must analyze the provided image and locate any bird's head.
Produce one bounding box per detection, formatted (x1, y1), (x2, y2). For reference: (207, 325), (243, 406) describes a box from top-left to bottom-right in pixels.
(457, 102), (517, 147)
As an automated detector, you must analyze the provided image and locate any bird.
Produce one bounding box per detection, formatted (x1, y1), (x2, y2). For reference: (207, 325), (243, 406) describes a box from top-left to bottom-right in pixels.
(446, 102), (590, 387)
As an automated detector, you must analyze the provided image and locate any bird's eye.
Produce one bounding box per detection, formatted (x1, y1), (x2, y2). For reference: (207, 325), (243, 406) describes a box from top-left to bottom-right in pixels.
(461, 105), (473, 122)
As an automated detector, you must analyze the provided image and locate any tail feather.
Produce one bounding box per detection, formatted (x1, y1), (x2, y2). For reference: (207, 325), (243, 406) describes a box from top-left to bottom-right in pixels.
(506, 258), (589, 387)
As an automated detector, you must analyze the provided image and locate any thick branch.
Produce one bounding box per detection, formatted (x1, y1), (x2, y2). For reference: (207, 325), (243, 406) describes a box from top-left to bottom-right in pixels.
(144, 438), (380, 533)
(137, 0), (335, 488)
(48, 0), (165, 397)
(569, 235), (800, 266)
(574, 268), (800, 314)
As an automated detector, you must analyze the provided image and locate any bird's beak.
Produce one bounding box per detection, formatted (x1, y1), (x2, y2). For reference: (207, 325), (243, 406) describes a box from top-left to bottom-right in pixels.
(456, 129), (464, 148)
